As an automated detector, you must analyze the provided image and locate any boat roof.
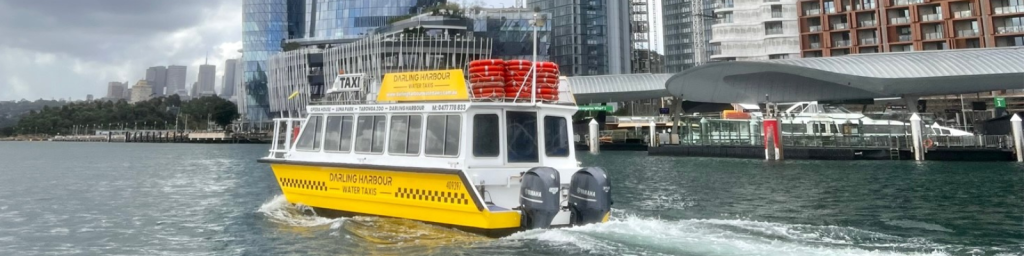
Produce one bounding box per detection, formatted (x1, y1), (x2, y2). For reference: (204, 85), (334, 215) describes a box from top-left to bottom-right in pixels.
(307, 101), (579, 114)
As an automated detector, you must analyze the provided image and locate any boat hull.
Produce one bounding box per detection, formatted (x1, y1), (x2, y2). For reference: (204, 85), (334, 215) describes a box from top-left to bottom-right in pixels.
(259, 159), (522, 236)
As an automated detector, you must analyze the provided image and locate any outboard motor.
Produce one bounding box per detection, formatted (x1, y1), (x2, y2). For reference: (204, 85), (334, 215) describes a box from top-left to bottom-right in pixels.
(568, 167), (612, 226)
(519, 167), (561, 229)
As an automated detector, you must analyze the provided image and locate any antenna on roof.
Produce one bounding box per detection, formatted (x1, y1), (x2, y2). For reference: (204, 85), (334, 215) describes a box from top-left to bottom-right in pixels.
(205, 50), (209, 65)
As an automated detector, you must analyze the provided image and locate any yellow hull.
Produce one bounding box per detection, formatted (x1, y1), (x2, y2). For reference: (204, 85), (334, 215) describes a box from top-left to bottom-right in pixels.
(261, 159), (521, 234)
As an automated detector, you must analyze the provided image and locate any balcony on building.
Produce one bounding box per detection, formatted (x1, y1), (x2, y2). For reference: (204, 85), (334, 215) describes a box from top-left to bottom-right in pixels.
(768, 54), (790, 59)
(954, 19), (980, 37)
(831, 49), (850, 56)
(922, 23), (945, 40)
(771, 5), (784, 19)
(803, 2), (822, 16)
(951, 2), (975, 19)
(857, 12), (877, 27)
(717, 0), (735, 9)
(891, 25), (913, 42)
(857, 30), (878, 44)
(888, 8), (911, 25)
(994, 16), (1024, 35)
(992, 0), (1024, 15)
(717, 12), (734, 24)
(806, 34), (823, 49)
(804, 50), (824, 57)
(890, 43), (914, 52)
(855, 0), (877, 10)
(923, 41), (948, 50)
(831, 31), (852, 47)
(765, 21), (785, 35)
(859, 46), (879, 53)
(953, 38), (983, 49)
(891, 0), (923, 6)
(830, 16), (850, 30)
(918, 4), (943, 22)
(806, 18), (823, 32)
(824, 1), (837, 14)
(765, 0), (781, 2)
(994, 35), (1024, 46)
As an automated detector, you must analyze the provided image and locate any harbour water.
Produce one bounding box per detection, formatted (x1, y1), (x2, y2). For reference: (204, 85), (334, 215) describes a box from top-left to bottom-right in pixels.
(0, 142), (1021, 255)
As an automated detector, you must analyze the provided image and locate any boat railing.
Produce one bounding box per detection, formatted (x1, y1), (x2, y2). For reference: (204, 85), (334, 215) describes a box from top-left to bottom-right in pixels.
(268, 117), (306, 158)
(924, 135), (1012, 149)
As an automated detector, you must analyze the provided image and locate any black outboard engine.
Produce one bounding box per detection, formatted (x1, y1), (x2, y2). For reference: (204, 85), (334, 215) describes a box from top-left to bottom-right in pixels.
(568, 167), (612, 226)
(519, 167), (561, 229)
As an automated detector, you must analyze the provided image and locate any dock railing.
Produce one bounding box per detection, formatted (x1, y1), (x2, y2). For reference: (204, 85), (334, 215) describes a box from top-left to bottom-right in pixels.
(268, 118), (306, 158)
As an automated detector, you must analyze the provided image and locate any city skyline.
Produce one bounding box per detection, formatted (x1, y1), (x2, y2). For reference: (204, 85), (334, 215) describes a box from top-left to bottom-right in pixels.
(0, 0), (657, 102)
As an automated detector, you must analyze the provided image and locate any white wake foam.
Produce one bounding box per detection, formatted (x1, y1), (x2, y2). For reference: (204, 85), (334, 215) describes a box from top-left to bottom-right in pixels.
(505, 215), (952, 256)
(257, 195), (342, 227)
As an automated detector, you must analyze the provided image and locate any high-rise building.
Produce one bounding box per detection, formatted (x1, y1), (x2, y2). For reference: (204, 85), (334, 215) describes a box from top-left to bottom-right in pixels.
(145, 66), (168, 96)
(106, 82), (126, 100)
(528, 0), (633, 76)
(129, 80), (153, 103)
(221, 59), (238, 99)
(662, 0), (717, 72)
(165, 65), (188, 96)
(86, 94), (94, 101)
(709, 0), (800, 61)
(197, 64), (217, 97)
(191, 81), (200, 97)
(467, 8), (552, 61)
(242, 0), (288, 122)
(242, 0), (446, 122)
(797, 0), (1024, 57)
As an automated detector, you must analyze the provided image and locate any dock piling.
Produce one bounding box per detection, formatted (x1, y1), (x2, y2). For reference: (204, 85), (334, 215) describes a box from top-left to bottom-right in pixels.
(910, 113), (924, 161)
(1012, 114), (1022, 162)
(648, 120), (656, 148)
(588, 119), (599, 153)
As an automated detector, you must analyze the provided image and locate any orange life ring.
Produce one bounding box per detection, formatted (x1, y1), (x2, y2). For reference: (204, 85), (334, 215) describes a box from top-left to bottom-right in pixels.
(469, 59), (504, 67)
(472, 92), (505, 98)
(504, 66), (559, 74)
(924, 139), (935, 148)
(506, 86), (558, 94)
(472, 87), (505, 94)
(469, 71), (506, 77)
(292, 127), (300, 142)
(469, 76), (504, 83)
(471, 81), (505, 88)
(505, 60), (531, 65)
(507, 77), (559, 83)
(505, 92), (558, 101)
(507, 71), (559, 78)
(506, 81), (558, 88)
(468, 65), (506, 73)
(536, 61), (559, 69)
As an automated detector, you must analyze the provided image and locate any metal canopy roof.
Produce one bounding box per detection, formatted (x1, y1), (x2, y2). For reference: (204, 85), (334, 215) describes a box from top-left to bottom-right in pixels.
(565, 73), (674, 103)
(666, 47), (1024, 104)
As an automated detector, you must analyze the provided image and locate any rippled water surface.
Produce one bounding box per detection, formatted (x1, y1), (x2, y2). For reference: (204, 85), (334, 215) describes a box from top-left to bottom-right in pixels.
(0, 142), (1021, 255)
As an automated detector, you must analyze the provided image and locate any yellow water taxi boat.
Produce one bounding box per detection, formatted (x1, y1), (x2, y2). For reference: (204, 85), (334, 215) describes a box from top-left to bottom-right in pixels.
(258, 68), (612, 237)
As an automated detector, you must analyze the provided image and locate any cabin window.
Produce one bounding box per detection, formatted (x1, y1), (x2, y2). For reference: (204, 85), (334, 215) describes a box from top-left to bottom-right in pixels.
(473, 114), (501, 157)
(425, 115), (461, 156)
(388, 115), (423, 155)
(544, 116), (570, 157)
(355, 115), (387, 153)
(782, 123), (807, 133)
(324, 115), (354, 152)
(295, 115), (323, 151)
(506, 111), (539, 162)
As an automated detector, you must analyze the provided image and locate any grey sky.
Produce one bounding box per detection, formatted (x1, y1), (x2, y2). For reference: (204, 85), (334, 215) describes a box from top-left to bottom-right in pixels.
(0, 0), (664, 102)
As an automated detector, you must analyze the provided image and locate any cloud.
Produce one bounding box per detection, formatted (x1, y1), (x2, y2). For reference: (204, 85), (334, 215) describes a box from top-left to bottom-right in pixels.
(0, 0), (242, 101)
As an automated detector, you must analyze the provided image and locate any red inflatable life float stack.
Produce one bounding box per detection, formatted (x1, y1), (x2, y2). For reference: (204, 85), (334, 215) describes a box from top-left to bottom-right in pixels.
(467, 59), (507, 99)
(468, 59), (560, 101)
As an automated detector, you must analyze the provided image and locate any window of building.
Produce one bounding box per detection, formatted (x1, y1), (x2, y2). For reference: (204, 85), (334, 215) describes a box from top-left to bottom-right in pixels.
(473, 114), (501, 157)
(544, 116), (570, 157)
(295, 115), (323, 151)
(425, 115), (461, 156)
(506, 111), (539, 163)
(717, 12), (733, 23)
(765, 22), (784, 35)
(769, 54), (790, 59)
(771, 5), (783, 18)
(324, 115), (354, 152)
(388, 115), (423, 155)
(355, 115), (386, 153)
